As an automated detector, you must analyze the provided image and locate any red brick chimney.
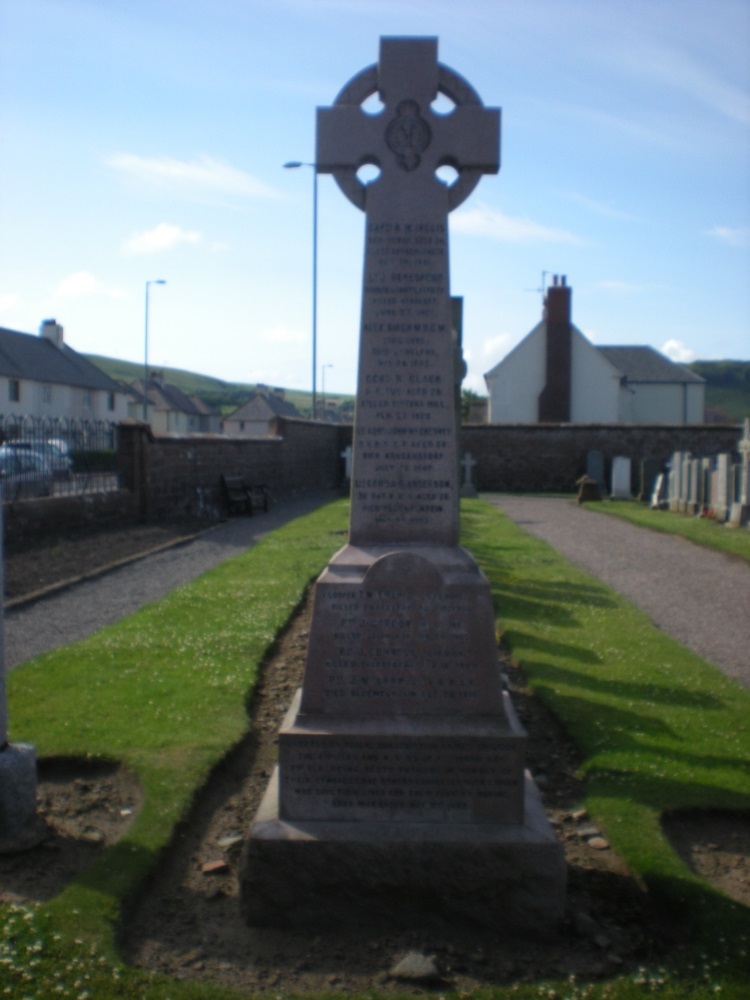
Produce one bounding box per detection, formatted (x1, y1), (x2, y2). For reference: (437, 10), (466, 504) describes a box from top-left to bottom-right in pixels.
(538, 275), (572, 422)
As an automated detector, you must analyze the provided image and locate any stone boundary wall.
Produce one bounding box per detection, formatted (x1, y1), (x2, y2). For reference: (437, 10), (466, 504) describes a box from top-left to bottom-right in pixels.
(118, 418), (352, 521)
(3, 421), (741, 545)
(460, 423), (743, 493)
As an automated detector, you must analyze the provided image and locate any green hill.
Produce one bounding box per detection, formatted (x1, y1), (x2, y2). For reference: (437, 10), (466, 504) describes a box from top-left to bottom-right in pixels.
(85, 354), (354, 418)
(689, 360), (750, 423)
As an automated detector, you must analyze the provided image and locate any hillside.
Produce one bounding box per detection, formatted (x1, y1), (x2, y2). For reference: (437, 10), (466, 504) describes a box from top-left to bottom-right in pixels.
(85, 354), (354, 418)
(689, 360), (750, 423)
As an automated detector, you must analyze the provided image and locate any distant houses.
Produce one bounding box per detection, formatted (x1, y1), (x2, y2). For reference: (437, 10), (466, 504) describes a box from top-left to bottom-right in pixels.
(129, 371), (222, 434)
(0, 320), (130, 422)
(223, 384), (302, 437)
(484, 277), (705, 425)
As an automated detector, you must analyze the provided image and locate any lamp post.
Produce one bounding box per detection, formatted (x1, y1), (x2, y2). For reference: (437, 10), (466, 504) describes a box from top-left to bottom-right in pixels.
(283, 160), (318, 419)
(143, 279), (166, 422)
(321, 363), (333, 418)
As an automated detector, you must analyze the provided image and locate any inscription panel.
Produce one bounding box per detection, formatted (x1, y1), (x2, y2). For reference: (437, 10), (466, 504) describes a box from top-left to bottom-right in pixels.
(279, 735), (524, 824)
(351, 214), (458, 545)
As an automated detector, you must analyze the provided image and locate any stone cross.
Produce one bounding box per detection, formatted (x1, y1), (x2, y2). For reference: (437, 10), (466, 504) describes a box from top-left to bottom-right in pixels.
(317, 37), (499, 546)
(460, 450), (477, 497)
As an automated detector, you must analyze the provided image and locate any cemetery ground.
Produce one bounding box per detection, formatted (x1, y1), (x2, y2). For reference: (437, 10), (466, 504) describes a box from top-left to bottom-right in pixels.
(1, 499), (749, 999)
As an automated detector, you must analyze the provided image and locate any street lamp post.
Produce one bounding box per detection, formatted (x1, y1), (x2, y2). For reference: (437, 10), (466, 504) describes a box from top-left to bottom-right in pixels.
(321, 363), (333, 418)
(283, 160), (318, 419)
(143, 279), (166, 422)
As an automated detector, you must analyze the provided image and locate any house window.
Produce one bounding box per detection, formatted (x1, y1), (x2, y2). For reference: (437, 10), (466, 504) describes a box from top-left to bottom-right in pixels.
(107, 392), (115, 411)
(9, 379), (20, 403)
(239, 421), (245, 431)
(82, 390), (92, 409)
(42, 384), (52, 404)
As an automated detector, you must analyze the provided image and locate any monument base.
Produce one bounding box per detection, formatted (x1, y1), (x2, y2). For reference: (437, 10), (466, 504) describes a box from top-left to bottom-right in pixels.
(239, 767), (565, 935)
(0, 743), (42, 854)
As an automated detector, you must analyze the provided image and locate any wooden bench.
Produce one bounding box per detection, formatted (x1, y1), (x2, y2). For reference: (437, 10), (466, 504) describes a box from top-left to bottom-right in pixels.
(220, 474), (269, 516)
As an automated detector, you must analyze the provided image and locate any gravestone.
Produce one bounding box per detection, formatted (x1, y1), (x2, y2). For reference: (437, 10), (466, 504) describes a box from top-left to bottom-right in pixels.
(0, 505), (39, 853)
(460, 451), (478, 497)
(586, 450), (605, 493)
(638, 458), (662, 503)
(686, 458), (700, 515)
(679, 453), (692, 513)
(650, 472), (666, 509)
(668, 451), (684, 512)
(713, 453), (731, 521)
(610, 456), (631, 499)
(729, 417), (750, 527)
(240, 36), (565, 932)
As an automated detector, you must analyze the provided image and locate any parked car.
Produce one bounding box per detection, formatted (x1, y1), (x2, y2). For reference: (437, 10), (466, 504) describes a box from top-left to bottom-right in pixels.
(0, 446), (54, 499)
(2, 439), (73, 479)
(44, 438), (74, 479)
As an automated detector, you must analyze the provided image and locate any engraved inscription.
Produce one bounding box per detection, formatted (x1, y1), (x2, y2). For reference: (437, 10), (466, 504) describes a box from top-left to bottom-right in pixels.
(280, 736), (523, 823)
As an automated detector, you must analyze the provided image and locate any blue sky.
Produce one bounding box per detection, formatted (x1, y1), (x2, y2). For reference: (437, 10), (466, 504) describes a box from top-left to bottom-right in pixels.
(1, 0), (748, 397)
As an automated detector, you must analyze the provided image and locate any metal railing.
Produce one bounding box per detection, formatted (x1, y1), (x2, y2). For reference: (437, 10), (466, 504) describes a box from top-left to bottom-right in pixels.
(0, 415), (119, 502)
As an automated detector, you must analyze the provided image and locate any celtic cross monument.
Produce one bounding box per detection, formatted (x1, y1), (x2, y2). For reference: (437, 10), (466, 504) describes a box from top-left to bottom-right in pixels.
(240, 37), (565, 931)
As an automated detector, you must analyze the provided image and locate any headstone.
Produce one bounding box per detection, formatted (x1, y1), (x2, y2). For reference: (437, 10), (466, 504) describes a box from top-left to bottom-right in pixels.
(340, 444), (353, 493)
(668, 451), (683, 512)
(0, 503), (40, 853)
(460, 451), (477, 497)
(240, 36), (565, 933)
(729, 417), (750, 527)
(713, 453), (732, 521)
(576, 474), (600, 504)
(638, 458), (662, 503)
(610, 456), (631, 499)
(650, 472), (666, 509)
(679, 453), (692, 513)
(686, 458), (700, 515)
(586, 450), (605, 493)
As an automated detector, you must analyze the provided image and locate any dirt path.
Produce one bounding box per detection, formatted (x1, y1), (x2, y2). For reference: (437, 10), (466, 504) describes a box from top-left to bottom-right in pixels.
(488, 495), (750, 688)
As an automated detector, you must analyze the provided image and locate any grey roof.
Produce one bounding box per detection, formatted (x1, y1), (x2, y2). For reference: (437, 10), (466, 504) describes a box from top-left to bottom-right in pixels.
(596, 346), (704, 384)
(0, 326), (124, 391)
(226, 392), (301, 421)
(135, 378), (216, 416)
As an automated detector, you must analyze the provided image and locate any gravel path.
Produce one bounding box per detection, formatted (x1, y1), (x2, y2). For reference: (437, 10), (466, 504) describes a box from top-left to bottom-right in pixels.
(4, 491), (338, 671)
(488, 494), (750, 689)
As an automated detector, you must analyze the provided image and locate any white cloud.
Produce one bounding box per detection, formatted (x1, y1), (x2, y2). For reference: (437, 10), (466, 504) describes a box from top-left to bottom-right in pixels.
(563, 192), (633, 220)
(262, 324), (307, 345)
(482, 333), (512, 358)
(106, 153), (279, 200)
(56, 271), (126, 299)
(452, 204), (582, 244)
(123, 223), (202, 255)
(706, 226), (750, 248)
(0, 292), (20, 311)
(595, 279), (657, 294)
(661, 338), (696, 364)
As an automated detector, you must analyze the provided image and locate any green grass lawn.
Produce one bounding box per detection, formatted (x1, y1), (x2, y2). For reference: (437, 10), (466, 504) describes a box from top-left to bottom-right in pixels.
(3, 498), (749, 999)
(581, 499), (750, 565)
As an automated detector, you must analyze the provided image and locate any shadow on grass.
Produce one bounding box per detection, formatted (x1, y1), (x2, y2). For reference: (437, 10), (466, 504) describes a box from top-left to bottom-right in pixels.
(527, 658), (726, 711)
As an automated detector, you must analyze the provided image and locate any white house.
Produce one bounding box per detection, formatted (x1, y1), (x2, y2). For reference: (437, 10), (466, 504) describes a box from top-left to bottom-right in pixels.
(484, 277), (705, 424)
(223, 385), (302, 437)
(0, 320), (129, 421)
(129, 372), (221, 434)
